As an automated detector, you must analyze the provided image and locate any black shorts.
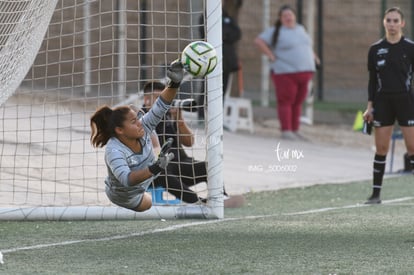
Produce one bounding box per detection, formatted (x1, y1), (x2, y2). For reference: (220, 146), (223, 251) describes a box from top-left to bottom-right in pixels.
(373, 92), (414, 127)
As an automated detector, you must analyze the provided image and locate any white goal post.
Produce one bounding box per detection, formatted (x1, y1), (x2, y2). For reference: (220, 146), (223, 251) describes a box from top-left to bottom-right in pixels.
(0, 0), (223, 220)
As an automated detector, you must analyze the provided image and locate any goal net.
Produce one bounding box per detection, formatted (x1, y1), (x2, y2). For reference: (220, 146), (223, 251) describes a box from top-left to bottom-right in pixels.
(0, 0), (223, 220)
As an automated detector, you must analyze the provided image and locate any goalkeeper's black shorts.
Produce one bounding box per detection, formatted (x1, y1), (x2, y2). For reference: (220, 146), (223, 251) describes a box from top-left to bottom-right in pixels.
(373, 92), (414, 127)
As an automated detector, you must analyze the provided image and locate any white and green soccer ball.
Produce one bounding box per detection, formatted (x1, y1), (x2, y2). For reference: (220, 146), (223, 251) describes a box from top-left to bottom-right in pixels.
(180, 41), (218, 77)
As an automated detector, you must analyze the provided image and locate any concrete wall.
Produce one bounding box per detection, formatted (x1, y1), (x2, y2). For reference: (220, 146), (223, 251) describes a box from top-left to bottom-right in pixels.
(23, 0), (414, 103)
(238, 0), (413, 102)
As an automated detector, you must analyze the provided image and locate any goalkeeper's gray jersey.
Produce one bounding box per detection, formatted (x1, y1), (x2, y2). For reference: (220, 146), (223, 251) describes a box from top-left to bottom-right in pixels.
(104, 97), (170, 209)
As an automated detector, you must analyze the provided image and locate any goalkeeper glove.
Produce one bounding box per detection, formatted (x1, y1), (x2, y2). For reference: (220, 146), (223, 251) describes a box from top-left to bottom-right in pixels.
(148, 138), (175, 175)
(167, 60), (184, 88)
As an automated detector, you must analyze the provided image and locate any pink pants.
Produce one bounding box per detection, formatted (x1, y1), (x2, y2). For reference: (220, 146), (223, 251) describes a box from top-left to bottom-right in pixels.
(271, 72), (314, 131)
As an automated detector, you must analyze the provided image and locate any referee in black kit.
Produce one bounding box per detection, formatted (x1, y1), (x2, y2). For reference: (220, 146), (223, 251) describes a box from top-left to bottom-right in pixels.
(363, 7), (414, 204)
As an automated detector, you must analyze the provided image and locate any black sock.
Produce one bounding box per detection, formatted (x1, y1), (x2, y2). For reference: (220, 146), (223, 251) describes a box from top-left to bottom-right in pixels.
(410, 155), (414, 171)
(372, 154), (386, 197)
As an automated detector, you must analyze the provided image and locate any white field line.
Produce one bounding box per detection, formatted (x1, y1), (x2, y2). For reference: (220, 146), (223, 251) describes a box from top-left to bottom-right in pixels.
(283, 196), (414, 216)
(2, 196), (413, 255)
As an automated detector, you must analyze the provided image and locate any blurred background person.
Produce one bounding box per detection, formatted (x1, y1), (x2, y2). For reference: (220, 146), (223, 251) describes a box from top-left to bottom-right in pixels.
(198, 0), (242, 116)
(222, 7), (242, 99)
(254, 4), (319, 141)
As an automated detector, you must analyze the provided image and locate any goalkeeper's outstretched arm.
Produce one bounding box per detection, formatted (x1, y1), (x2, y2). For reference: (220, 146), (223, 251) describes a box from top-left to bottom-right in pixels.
(160, 60), (184, 103)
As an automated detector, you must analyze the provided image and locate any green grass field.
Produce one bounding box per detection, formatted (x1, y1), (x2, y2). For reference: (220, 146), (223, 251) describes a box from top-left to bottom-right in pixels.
(1, 174), (413, 274)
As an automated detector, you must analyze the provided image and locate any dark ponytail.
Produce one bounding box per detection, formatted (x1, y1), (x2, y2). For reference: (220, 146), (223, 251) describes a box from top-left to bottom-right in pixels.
(90, 105), (131, 148)
(271, 5), (295, 48)
(271, 19), (282, 48)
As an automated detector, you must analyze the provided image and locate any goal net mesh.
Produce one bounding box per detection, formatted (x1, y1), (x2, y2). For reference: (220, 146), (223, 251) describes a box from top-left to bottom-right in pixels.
(0, 0), (223, 220)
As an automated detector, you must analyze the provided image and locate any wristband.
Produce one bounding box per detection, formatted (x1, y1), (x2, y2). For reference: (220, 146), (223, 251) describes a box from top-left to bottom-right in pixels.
(167, 80), (180, 89)
(148, 163), (162, 175)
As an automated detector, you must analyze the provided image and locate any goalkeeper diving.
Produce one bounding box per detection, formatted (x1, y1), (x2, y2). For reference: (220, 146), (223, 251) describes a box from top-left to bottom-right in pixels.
(90, 60), (184, 212)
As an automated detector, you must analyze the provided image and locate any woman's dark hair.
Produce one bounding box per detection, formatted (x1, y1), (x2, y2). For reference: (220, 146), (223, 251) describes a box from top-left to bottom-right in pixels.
(384, 6), (404, 21)
(90, 105), (131, 148)
(271, 5), (296, 48)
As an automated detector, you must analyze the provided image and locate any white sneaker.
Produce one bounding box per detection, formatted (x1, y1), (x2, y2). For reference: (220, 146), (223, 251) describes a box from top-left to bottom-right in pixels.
(281, 131), (297, 140)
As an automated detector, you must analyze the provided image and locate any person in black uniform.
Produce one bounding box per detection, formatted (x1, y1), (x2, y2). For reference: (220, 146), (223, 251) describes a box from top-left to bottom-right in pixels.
(197, 6), (242, 114)
(142, 81), (205, 203)
(222, 9), (242, 97)
(142, 81), (229, 203)
(363, 7), (414, 204)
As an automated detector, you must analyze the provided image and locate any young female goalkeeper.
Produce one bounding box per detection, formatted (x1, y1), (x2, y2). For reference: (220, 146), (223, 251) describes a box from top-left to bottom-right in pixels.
(363, 7), (414, 204)
(90, 61), (184, 212)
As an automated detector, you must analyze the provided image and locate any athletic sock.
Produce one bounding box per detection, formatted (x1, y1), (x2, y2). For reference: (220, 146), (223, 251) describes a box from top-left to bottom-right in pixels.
(372, 154), (386, 198)
(410, 154), (414, 171)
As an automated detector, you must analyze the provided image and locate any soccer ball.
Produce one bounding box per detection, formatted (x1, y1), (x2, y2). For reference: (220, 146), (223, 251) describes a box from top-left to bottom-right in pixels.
(180, 41), (218, 77)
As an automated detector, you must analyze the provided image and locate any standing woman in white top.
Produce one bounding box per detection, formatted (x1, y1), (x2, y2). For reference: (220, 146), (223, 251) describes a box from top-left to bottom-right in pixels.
(254, 5), (319, 140)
